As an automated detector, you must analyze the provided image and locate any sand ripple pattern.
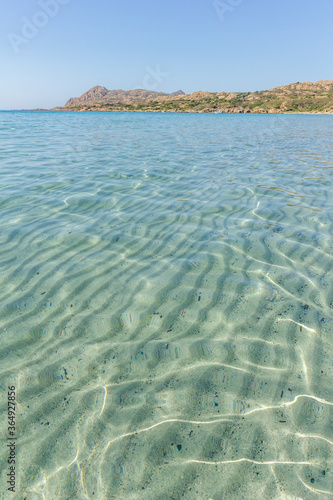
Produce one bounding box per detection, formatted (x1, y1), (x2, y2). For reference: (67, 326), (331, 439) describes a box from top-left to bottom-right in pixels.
(0, 112), (333, 499)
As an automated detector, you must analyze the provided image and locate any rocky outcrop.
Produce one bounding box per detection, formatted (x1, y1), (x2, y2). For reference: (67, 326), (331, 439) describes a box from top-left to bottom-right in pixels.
(65, 86), (109, 107)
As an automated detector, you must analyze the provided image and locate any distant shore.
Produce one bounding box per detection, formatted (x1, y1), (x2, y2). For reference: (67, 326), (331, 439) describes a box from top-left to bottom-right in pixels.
(47, 80), (333, 114)
(32, 109), (333, 115)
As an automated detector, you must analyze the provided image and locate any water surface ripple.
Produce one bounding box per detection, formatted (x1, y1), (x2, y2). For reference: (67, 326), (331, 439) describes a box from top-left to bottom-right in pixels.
(0, 112), (332, 499)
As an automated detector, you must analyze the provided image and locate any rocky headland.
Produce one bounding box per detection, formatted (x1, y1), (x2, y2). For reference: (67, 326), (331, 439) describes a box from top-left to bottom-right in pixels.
(50, 80), (333, 113)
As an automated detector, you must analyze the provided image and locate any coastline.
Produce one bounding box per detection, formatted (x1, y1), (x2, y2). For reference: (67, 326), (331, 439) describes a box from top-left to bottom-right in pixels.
(45, 80), (333, 114)
(31, 109), (333, 114)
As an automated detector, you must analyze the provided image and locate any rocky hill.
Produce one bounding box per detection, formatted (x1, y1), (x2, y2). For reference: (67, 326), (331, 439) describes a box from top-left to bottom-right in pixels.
(52, 81), (333, 113)
(63, 87), (185, 107)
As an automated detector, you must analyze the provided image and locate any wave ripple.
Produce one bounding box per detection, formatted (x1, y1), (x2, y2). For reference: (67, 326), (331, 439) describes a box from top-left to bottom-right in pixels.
(0, 112), (333, 500)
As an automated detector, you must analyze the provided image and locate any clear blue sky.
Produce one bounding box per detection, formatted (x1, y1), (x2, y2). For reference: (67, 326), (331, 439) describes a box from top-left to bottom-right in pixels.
(1, 0), (332, 109)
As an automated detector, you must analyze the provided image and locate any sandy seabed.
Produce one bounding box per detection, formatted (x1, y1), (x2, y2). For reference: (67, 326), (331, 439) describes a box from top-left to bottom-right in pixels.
(0, 111), (332, 499)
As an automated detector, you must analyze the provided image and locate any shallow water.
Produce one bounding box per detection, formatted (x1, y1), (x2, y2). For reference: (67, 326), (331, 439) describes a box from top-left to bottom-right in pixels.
(0, 111), (332, 499)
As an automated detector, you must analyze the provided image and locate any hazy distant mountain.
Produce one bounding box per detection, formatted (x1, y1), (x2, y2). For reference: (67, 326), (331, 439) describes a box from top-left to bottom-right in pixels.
(169, 90), (186, 97)
(52, 81), (333, 113)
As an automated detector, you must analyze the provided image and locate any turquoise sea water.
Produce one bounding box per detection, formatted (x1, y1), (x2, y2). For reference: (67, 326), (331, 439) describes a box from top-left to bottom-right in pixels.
(0, 111), (332, 499)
